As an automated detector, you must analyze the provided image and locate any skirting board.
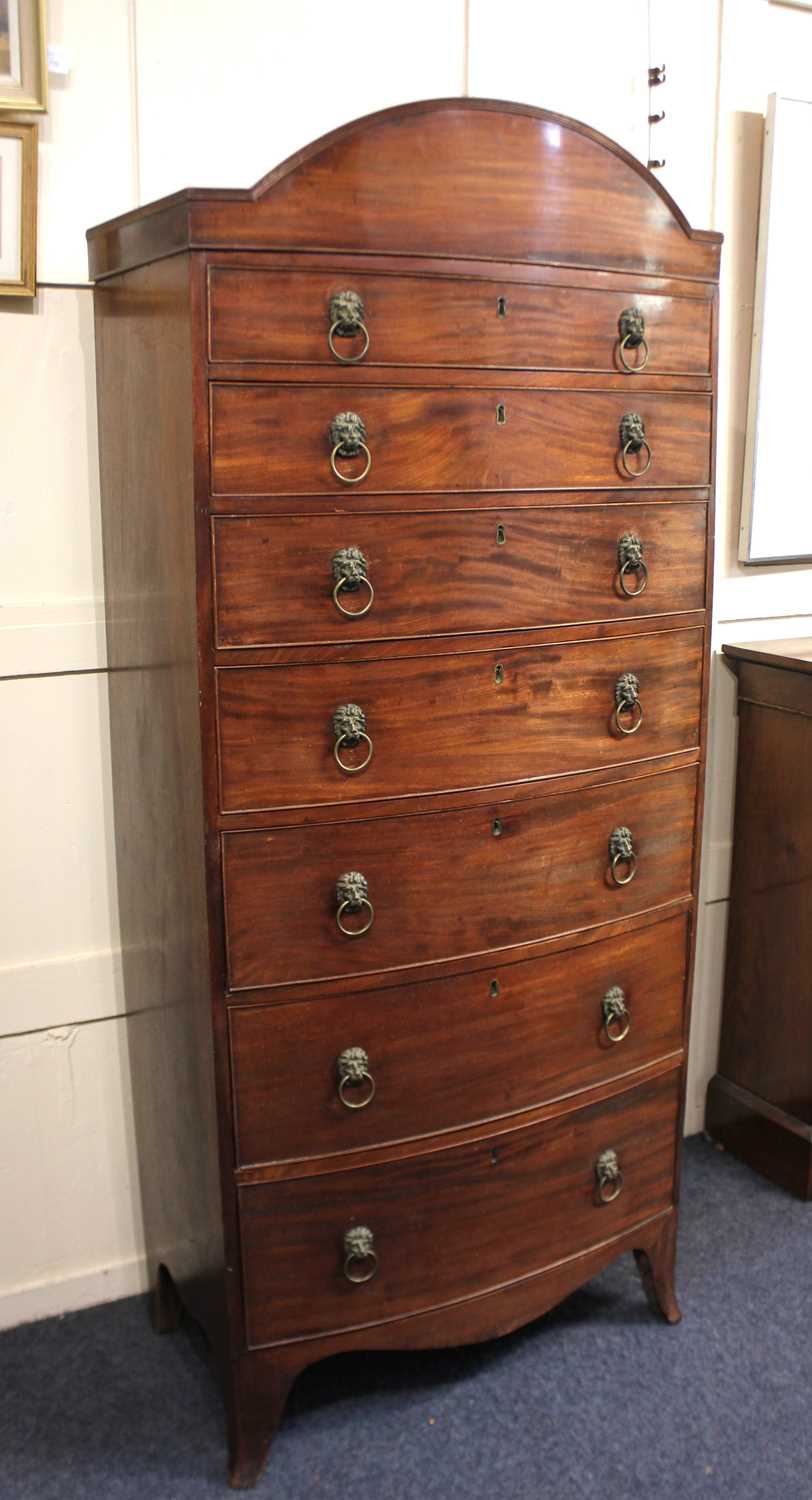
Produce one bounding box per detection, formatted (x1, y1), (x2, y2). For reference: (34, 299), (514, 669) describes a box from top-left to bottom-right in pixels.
(0, 1252), (151, 1332)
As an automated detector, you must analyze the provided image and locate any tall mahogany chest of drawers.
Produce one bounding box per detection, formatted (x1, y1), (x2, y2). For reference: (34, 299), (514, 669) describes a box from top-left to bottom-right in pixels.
(88, 99), (720, 1487)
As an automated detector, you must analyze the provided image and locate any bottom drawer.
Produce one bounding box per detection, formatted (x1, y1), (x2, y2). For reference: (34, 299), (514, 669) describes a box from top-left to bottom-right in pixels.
(239, 1069), (680, 1347)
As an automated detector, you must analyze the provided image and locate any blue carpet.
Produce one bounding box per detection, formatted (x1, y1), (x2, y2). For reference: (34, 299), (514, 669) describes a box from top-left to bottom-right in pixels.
(1, 1136), (810, 1499)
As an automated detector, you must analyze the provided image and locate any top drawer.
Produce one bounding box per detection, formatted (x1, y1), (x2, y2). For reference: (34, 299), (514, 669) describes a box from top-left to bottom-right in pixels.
(208, 268), (712, 375)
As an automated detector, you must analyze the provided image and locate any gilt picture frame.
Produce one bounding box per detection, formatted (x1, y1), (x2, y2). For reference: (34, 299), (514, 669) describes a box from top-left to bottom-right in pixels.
(0, 0), (47, 113)
(0, 120), (37, 297)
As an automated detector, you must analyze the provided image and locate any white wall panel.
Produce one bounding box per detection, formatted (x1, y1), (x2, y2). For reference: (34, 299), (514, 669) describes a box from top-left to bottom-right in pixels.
(37, 0), (134, 283)
(134, 0), (466, 202)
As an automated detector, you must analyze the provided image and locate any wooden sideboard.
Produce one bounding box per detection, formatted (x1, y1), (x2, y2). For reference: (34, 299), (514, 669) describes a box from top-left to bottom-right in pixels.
(707, 638), (812, 1198)
(87, 98), (720, 1487)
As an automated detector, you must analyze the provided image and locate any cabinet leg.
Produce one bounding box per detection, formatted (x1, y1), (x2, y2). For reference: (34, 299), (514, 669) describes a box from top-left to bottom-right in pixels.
(633, 1214), (682, 1325)
(227, 1351), (302, 1490)
(149, 1263), (184, 1334)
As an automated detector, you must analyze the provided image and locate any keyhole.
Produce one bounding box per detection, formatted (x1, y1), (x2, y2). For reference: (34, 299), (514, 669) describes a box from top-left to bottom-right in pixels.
(496, 523), (506, 546)
(496, 402), (506, 425)
(497, 296), (508, 317)
(492, 818), (502, 837)
(494, 663), (504, 684)
(489, 979), (501, 999)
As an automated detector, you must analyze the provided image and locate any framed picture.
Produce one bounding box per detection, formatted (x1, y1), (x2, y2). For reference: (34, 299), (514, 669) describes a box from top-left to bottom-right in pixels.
(0, 0), (47, 112)
(0, 120), (37, 297)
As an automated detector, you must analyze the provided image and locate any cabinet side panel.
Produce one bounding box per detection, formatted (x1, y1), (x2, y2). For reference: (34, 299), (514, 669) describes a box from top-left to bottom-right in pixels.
(93, 253), (225, 1342)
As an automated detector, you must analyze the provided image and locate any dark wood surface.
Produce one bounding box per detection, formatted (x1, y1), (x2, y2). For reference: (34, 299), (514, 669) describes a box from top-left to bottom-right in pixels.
(212, 503), (708, 649)
(87, 99), (721, 282)
(229, 912), (687, 1166)
(89, 97), (718, 1486)
(222, 765), (697, 991)
(707, 644), (812, 1196)
(722, 637), (812, 673)
(239, 1069), (680, 1347)
(208, 264), (712, 372)
(216, 627), (703, 815)
(210, 385), (712, 497)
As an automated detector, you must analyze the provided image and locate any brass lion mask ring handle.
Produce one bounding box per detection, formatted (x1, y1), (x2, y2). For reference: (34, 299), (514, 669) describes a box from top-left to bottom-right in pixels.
(330, 411), (372, 484)
(609, 826), (637, 886)
(343, 1225), (378, 1283)
(335, 870), (375, 937)
(617, 308), (649, 373)
(333, 703), (373, 774)
(602, 985), (631, 1044)
(595, 1148), (624, 1204)
(619, 412), (653, 480)
(331, 547), (375, 618)
(336, 1046), (376, 1109)
(613, 672), (643, 736)
(328, 290), (370, 363)
(617, 532), (649, 597)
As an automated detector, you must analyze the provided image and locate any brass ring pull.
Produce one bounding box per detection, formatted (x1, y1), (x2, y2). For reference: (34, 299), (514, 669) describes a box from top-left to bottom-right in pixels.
(331, 547), (375, 619)
(333, 703), (374, 774)
(337, 1047), (376, 1109)
(335, 871), (375, 938)
(617, 533), (648, 598)
(609, 826), (637, 886)
(619, 413), (653, 480)
(617, 308), (649, 373)
(328, 291), (370, 364)
(595, 1149), (624, 1204)
(602, 985), (631, 1044)
(329, 412), (371, 485)
(613, 672), (643, 736)
(343, 1225), (378, 1283)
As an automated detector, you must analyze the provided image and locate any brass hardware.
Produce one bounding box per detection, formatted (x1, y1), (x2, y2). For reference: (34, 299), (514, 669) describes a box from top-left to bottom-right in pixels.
(335, 870), (374, 937)
(618, 308), (649, 373)
(497, 296), (508, 317)
(649, 63), (666, 85)
(490, 979), (501, 999)
(602, 985), (631, 1044)
(647, 158), (666, 170)
(595, 1148), (624, 1203)
(496, 523), (506, 545)
(329, 411), (372, 484)
(343, 1225), (378, 1283)
(619, 413), (653, 479)
(609, 826), (637, 886)
(328, 291), (370, 363)
(496, 402), (506, 425)
(492, 818), (503, 837)
(648, 110), (665, 124)
(336, 1046), (376, 1109)
(494, 663), (505, 685)
(333, 703), (373, 774)
(613, 672), (643, 736)
(617, 533), (649, 597)
(332, 547), (375, 618)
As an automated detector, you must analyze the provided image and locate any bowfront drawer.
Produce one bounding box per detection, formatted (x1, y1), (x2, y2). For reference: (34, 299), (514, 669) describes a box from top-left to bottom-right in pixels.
(212, 502), (707, 649)
(210, 386), (711, 497)
(208, 266), (712, 374)
(217, 627), (703, 815)
(238, 1069), (680, 1345)
(222, 765), (697, 990)
(230, 913), (687, 1166)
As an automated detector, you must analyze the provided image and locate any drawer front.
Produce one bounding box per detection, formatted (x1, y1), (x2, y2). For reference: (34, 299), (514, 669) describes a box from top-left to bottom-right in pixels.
(210, 386), (711, 497)
(222, 765), (697, 990)
(230, 913), (687, 1166)
(217, 628), (704, 815)
(208, 267), (712, 374)
(239, 1069), (680, 1345)
(212, 503), (707, 649)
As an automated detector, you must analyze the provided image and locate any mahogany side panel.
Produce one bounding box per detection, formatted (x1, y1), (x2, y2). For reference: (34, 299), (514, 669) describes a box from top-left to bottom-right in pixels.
(211, 502), (708, 649)
(222, 764), (698, 990)
(92, 254), (225, 1344)
(210, 385), (712, 497)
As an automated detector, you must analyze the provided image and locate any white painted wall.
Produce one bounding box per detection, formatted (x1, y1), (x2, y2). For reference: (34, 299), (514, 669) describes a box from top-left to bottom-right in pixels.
(2, 0), (809, 1327)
